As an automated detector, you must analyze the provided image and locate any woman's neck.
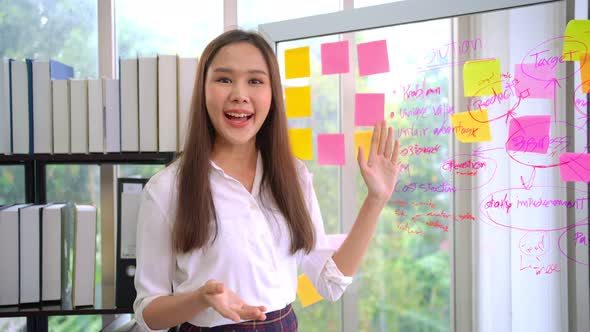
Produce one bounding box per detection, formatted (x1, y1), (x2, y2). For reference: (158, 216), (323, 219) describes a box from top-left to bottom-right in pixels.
(210, 140), (258, 189)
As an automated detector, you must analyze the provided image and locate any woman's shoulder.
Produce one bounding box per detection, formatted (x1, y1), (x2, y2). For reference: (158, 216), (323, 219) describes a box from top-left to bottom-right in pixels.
(143, 160), (180, 210)
(291, 157), (312, 186)
(292, 157), (309, 174)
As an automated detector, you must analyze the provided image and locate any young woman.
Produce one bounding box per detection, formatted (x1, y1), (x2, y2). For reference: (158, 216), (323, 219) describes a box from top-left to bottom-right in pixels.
(133, 29), (400, 332)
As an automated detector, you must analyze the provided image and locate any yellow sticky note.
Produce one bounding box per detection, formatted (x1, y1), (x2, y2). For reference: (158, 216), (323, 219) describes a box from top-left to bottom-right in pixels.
(285, 86), (311, 118)
(451, 110), (492, 143)
(463, 59), (502, 97)
(288, 128), (313, 160)
(285, 47), (310, 79)
(563, 20), (590, 61)
(296, 274), (323, 308)
(354, 130), (373, 161)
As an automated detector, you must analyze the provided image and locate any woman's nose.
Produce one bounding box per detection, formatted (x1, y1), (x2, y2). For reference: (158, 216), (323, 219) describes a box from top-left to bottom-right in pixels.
(230, 84), (249, 103)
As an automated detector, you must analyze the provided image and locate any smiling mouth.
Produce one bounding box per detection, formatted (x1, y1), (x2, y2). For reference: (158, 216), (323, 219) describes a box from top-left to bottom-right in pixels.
(223, 111), (254, 127)
(224, 112), (253, 121)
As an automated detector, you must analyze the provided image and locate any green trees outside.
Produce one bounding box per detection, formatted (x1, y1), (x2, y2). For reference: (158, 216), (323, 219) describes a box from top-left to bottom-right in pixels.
(0, 2), (450, 331)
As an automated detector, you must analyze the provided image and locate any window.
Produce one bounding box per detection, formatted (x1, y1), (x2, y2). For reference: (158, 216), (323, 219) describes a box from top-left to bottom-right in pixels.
(238, 0), (341, 31)
(460, 3), (573, 331)
(0, 166), (25, 205)
(0, 0), (98, 329)
(116, 0), (223, 58)
(276, 18), (452, 331)
(265, 0), (584, 331)
(353, 20), (452, 331)
(279, 35), (344, 331)
(354, 0), (406, 8)
(0, 317), (26, 332)
(118, 164), (165, 178)
(46, 164), (101, 330)
(0, 0), (98, 78)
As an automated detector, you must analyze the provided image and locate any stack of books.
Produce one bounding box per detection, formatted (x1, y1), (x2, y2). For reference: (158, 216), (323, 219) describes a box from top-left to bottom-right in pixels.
(0, 203), (97, 308)
(0, 55), (198, 155)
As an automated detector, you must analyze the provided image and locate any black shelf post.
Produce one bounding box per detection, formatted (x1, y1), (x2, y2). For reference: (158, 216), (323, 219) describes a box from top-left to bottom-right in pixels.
(25, 159), (35, 204)
(34, 160), (46, 204)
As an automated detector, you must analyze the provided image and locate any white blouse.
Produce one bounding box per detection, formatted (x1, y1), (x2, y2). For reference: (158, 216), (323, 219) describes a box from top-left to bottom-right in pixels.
(133, 153), (353, 331)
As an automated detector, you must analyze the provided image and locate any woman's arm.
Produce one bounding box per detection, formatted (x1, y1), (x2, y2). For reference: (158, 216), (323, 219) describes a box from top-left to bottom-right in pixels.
(142, 288), (210, 330)
(143, 280), (267, 330)
(332, 121), (400, 276)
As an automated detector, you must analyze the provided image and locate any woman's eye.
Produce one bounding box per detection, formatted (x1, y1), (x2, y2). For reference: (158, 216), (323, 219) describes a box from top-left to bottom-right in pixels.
(250, 79), (263, 85)
(217, 78), (231, 83)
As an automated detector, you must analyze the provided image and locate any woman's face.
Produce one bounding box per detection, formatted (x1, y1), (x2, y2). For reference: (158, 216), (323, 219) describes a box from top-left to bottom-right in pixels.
(205, 42), (272, 149)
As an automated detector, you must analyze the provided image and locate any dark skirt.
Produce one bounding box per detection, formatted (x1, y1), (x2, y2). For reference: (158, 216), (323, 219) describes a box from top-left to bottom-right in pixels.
(179, 304), (297, 332)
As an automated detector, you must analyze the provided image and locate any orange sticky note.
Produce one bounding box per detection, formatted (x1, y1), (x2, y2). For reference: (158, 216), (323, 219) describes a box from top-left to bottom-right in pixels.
(581, 54), (590, 93)
(451, 110), (492, 143)
(296, 274), (323, 308)
(354, 130), (373, 161)
(288, 128), (313, 160)
(285, 86), (311, 118)
(563, 20), (590, 61)
(463, 59), (502, 97)
(285, 47), (310, 79)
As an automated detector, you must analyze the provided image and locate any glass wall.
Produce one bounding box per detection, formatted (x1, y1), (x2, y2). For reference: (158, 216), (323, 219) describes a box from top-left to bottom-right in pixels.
(271, 0), (579, 331)
(277, 17), (452, 332)
(278, 34), (344, 331)
(353, 19), (452, 331)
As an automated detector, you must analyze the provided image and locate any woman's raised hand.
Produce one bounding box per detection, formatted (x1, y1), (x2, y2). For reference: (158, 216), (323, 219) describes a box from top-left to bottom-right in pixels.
(357, 121), (401, 203)
(198, 280), (267, 323)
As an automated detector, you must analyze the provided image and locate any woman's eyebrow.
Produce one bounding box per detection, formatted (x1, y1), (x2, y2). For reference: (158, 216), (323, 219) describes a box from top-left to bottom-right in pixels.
(212, 67), (268, 76)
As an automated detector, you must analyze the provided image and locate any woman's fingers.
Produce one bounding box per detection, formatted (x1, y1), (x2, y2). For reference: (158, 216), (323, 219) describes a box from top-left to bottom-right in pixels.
(362, 121), (399, 169)
(369, 123), (380, 162)
(377, 121), (387, 155)
(357, 146), (367, 169)
(384, 127), (393, 159)
(237, 304), (267, 321)
(203, 280), (224, 295)
(218, 307), (241, 323)
(391, 139), (400, 165)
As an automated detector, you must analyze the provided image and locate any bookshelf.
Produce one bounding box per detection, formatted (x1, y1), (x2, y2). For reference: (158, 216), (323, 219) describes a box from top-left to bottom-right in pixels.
(0, 151), (175, 331)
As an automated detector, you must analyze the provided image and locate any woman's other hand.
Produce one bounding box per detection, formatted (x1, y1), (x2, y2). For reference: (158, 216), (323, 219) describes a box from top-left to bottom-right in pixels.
(198, 280), (267, 323)
(357, 121), (401, 203)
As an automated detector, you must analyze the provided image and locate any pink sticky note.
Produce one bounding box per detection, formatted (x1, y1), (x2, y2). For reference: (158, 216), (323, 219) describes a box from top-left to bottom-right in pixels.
(357, 40), (390, 76)
(559, 153), (590, 182)
(507, 115), (551, 154)
(321, 41), (349, 75)
(514, 63), (556, 99)
(317, 134), (345, 165)
(355, 93), (385, 126)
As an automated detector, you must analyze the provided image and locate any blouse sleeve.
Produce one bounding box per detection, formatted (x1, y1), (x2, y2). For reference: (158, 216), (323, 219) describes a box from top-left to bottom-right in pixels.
(133, 186), (175, 332)
(298, 164), (353, 302)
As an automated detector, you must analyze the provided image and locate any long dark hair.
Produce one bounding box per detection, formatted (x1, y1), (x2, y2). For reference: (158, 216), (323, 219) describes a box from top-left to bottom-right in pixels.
(173, 29), (315, 255)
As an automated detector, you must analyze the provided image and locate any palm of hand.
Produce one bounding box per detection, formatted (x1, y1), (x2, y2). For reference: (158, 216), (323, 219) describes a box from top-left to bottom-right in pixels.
(201, 280), (267, 323)
(358, 121), (401, 202)
(206, 287), (245, 315)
